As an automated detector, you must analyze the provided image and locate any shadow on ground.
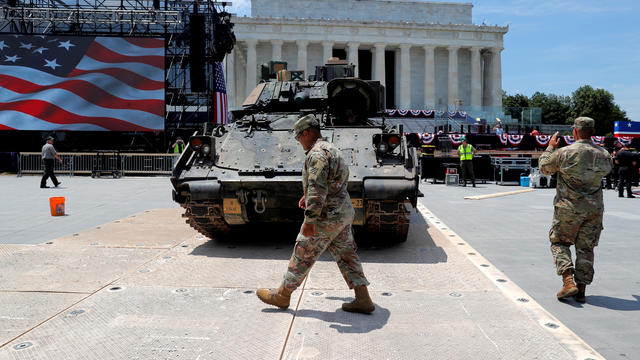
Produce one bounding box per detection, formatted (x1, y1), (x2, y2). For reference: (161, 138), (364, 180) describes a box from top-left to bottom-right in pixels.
(583, 295), (640, 311)
(559, 294), (640, 311)
(189, 210), (447, 264)
(295, 304), (390, 333)
(260, 296), (390, 334)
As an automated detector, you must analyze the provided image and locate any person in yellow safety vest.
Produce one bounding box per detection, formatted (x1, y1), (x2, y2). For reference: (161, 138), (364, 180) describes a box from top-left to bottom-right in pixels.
(171, 137), (185, 154)
(456, 136), (477, 187)
(171, 137), (185, 169)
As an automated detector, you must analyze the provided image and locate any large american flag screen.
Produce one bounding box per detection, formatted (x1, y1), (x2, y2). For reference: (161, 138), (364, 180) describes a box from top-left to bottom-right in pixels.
(0, 35), (165, 131)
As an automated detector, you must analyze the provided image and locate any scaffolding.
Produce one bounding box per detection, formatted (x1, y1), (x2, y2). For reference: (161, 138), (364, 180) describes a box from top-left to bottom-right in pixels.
(0, 0), (232, 130)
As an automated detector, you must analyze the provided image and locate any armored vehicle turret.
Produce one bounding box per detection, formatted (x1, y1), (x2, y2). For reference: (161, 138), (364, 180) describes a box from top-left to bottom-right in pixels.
(171, 61), (420, 242)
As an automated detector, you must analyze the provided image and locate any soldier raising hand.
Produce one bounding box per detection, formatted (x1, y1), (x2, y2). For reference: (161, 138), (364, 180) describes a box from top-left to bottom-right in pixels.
(540, 117), (612, 303)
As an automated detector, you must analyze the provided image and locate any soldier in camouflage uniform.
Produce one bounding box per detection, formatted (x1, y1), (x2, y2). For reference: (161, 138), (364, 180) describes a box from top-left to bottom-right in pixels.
(257, 114), (374, 314)
(540, 117), (612, 303)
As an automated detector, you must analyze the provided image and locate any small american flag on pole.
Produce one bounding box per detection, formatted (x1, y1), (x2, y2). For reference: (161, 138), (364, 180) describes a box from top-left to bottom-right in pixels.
(213, 61), (228, 124)
(0, 34), (164, 131)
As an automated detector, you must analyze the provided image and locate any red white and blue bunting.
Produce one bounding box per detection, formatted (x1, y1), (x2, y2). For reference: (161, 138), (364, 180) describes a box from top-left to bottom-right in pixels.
(385, 109), (464, 117)
(420, 133), (435, 144)
(497, 133), (508, 145)
(563, 136), (575, 145)
(448, 134), (465, 146)
(508, 134), (524, 146)
(618, 136), (632, 145)
(591, 136), (605, 145)
(535, 135), (551, 146)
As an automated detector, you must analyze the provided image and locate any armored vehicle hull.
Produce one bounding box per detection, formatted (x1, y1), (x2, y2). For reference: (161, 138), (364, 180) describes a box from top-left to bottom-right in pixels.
(172, 74), (420, 242)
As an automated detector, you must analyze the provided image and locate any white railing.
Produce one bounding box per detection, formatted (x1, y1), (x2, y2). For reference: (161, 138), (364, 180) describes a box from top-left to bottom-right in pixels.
(18, 152), (179, 177)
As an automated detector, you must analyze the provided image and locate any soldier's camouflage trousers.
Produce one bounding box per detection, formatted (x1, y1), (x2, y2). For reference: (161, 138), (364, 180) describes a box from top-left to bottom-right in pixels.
(549, 207), (603, 285)
(282, 219), (370, 292)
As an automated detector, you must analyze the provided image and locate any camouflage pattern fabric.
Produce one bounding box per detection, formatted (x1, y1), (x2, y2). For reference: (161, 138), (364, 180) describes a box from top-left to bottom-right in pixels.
(540, 139), (612, 284)
(302, 139), (355, 224)
(549, 209), (601, 283)
(282, 219), (369, 291)
(282, 139), (368, 291)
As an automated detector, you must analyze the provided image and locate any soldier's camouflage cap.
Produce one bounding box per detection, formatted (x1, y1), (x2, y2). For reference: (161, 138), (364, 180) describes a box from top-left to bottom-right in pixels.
(572, 116), (595, 129)
(294, 114), (320, 135)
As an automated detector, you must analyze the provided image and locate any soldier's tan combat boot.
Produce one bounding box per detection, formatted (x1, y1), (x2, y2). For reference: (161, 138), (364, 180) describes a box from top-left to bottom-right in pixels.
(557, 270), (579, 299)
(256, 285), (292, 309)
(342, 285), (375, 314)
(574, 284), (586, 303)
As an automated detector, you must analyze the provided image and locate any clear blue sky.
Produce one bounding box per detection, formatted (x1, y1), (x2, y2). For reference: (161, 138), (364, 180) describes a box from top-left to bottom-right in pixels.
(226, 0), (639, 120)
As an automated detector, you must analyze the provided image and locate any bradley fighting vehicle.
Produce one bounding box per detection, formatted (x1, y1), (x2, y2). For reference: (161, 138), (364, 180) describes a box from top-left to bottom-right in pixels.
(171, 60), (420, 242)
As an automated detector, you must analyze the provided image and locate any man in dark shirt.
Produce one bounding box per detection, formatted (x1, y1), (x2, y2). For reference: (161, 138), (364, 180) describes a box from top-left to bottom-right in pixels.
(615, 145), (637, 198)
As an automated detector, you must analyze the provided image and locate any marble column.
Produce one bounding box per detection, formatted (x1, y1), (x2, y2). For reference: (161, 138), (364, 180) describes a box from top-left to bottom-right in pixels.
(245, 39), (257, 98)
(399, 44), (411, 109)
(347, 42), (360, 77)
(322, 41), (334, 64)
(374, 43), (386, 87)
(423, 45), (435, 109)
(492, 47), (503, 108)
(271, 39), (283, 61)
(447, 46), (459, 108)
(225, 49), (235, 108)
(482, 51), (493, 107)
(470, 46), (482, 108)
(296, 40), (308, 79)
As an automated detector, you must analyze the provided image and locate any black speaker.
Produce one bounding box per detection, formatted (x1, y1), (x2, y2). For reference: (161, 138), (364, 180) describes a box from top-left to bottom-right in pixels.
(9, 0), (17, 7)
(189, 15), (206, 93)
(213, 14), (236, 62)
(153, 0), (160, 9)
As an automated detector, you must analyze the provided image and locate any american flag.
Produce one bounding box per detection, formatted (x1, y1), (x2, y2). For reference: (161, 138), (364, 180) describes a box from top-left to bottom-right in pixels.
(213, 61), (228, 124)
(0, 34), (164, 131)
(614, 121), (640, 138)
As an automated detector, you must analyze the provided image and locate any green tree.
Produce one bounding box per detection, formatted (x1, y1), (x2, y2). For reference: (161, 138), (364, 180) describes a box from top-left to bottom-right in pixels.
(529, 92), (571, 124)
(569, 85), (629, 135)
(502, 93), (530, 121)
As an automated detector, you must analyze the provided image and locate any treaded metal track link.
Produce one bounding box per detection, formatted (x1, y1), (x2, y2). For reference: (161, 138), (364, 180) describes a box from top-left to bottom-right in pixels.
(365, 200), (411, 242)
(184, 201), (231, 239)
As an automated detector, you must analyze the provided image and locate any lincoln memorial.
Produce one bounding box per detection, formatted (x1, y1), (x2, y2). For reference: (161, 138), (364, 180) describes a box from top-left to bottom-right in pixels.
(226, 0), (508, 114)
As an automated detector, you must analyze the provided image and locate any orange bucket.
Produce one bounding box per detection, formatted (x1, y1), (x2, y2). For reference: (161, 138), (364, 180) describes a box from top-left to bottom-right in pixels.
(49, 197), (65, 216)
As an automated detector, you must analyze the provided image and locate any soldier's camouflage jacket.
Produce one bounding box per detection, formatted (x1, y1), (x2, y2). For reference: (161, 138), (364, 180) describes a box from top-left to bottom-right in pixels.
(302, 139), (354, 224)
(540, 139), (612, 214)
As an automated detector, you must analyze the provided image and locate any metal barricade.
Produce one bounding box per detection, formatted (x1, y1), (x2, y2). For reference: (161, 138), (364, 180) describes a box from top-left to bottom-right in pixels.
(18, 152), (179, 177)
(123, 153), (176, 175)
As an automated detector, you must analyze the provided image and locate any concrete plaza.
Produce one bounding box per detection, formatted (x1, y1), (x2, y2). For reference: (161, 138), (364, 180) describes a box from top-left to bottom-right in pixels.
(0, 175), (628, 359)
